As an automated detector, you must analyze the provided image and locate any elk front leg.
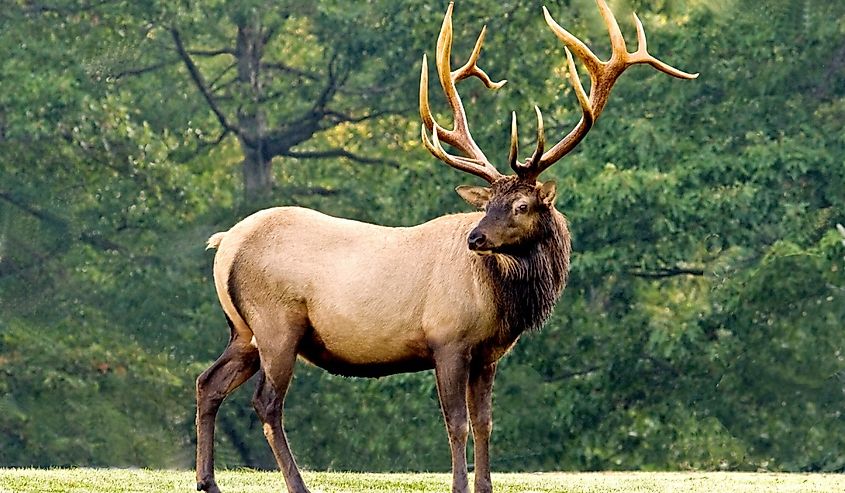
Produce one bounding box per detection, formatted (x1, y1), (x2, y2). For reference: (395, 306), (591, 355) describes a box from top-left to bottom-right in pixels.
(434, 349), (471, 493)
(468, 361), (497, 493)
(196, 339), (260, 493)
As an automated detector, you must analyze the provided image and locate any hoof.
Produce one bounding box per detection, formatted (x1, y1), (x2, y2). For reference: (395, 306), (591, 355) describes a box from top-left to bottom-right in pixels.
(196, 479), (221, 493)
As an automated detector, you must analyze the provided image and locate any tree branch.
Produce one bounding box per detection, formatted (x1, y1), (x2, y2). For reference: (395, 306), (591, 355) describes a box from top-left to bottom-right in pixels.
(208, 62), (237, 91)
(24, 0), (117, 14)
(170, 129), (232, 164)
(261, 62), (321, 82)
(255, 89), (293, 104)
(324, 108), (406, 124)
(111, 59), (179, 80)
(312, 52), (344, 115)
(337, 82), (396, 97)
(0, 190), (121, 252)
(284, 186), (342, 197)
(187, 48), (235, 57)
(0, 190), (67, 231)
(0, 235), (52, 280)
(541, 366), (601, 383)
(171, 28), (242, 139)
(202, 129), (231, 148)
(261, 22), (284, 46)
(643, 354), (681, 378)
(283, 148), (400, 168)
(627, 266), (705, 279)
(262, 118), (321, 160)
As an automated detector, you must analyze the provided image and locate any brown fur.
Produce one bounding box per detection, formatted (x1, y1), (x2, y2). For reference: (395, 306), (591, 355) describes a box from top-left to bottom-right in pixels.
(195, 180), (570, 493)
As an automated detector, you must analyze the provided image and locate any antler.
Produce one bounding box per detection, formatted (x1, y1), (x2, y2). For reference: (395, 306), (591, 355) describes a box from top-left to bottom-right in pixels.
(420, 2), (506, 184)
(511, 0), (699, 181)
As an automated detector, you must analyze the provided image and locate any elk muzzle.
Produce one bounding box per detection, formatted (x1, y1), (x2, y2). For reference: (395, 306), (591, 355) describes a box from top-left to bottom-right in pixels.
(467, 228), (489, 252)
(467, 214), (507, 253)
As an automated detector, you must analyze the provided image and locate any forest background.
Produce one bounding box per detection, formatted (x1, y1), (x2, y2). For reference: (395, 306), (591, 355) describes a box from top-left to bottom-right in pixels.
(2, 0), (844, 473)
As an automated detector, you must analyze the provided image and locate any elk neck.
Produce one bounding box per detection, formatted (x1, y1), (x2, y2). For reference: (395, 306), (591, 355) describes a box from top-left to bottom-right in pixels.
(475, 211), (571, 339)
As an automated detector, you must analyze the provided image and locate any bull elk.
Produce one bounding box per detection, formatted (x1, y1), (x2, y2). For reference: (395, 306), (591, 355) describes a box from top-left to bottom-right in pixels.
(196, 2), (697, 492)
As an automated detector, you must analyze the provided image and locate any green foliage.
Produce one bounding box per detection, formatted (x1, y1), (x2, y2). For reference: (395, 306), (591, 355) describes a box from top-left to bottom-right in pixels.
(1, 0), (844, 474)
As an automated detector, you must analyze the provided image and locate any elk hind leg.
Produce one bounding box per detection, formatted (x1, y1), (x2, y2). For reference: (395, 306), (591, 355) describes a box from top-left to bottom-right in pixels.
(196, 337), (260, 493)
(252, 326), (309, 493)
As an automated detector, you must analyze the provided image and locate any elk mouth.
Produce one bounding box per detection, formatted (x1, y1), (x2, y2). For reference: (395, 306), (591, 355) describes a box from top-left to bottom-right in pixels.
(467, 238), (497, 255)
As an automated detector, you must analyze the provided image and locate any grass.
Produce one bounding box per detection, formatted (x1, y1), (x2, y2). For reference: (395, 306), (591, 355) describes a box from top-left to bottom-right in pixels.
(0, 469), (843, 493)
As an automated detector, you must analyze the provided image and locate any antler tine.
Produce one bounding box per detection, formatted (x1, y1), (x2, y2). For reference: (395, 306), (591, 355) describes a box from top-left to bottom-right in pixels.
(508, 112), (519, 169)
(513, 0), (697, 181)
(419, 2), (505, 184)
(630, 12), (700, 79)
(421, 124), (501, 183)
(454, 25), (508, 89)
(419, 53), (435, 132)
(541, 6), (602, 76)
(595, 0), (627, 58)
(512, 106), (547, 176)
(529, 105), (546, 166)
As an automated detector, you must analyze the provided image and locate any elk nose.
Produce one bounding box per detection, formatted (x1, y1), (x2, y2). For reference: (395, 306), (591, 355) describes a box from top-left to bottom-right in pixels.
(467, 230), (487, 250)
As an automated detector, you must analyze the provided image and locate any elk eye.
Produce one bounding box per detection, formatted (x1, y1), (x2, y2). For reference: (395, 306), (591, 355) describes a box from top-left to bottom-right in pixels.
(515, 203), (529, 214)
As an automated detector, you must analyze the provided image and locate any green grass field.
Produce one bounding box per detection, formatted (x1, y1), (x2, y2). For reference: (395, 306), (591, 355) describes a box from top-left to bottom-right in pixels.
(0, 469), (843, 493)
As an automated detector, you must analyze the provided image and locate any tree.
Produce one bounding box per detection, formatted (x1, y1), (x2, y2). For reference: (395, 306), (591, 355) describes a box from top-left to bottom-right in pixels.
(99, 0), (432, 204)
(1, 0), (844, 472)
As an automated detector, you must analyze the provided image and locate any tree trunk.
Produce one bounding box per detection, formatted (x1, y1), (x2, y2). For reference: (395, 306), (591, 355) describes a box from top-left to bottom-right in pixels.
(235, 20), (272, 202)
(239, 137), (272, 201)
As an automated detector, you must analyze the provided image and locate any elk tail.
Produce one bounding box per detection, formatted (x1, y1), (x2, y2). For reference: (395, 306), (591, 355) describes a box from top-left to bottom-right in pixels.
(206, 232), (226, 250)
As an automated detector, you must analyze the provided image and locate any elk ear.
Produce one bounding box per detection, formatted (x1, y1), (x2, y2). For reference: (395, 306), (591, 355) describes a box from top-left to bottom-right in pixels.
(456, 185), (491, 208)
(538, 180), (557, 207)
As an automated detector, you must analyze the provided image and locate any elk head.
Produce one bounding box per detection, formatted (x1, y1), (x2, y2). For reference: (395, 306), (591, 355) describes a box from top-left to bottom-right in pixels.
(420, 1), (698, 254)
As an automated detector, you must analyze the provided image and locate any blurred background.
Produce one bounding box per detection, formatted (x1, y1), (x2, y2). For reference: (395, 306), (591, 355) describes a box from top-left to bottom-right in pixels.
(1, 0), (844, 473)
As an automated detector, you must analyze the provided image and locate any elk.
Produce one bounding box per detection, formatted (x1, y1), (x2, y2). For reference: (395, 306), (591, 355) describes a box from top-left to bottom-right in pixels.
(195, 2), (696, 492)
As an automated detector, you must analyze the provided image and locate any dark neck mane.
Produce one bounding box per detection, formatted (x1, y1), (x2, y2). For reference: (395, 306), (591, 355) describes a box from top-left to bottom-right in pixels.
(481, 213), (571, 337)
